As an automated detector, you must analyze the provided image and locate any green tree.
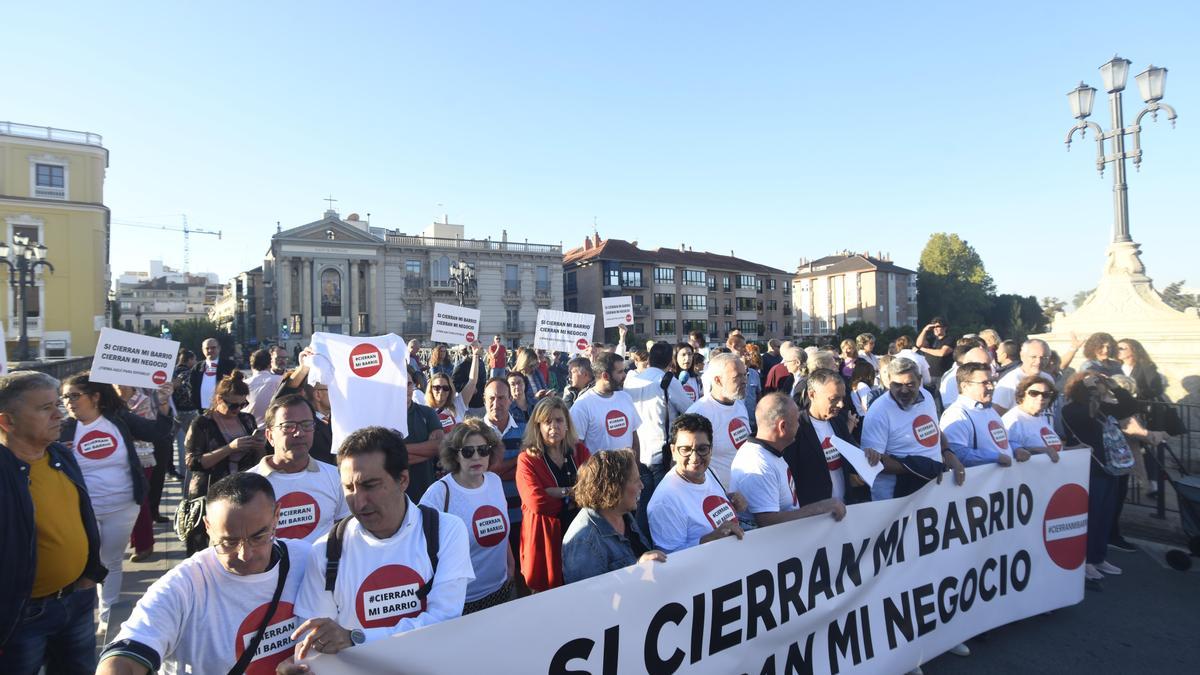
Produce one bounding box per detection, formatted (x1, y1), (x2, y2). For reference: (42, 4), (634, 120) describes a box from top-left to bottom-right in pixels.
(1072, 288), (1095, 309)
(1040, 296), (1066, 324)
(1161, 280), (1200, 312)
(917, 233), (995, 334)
(835, 320), (883, 343)
(988, 294), (1046, 342)
(170, 318), (233, 361)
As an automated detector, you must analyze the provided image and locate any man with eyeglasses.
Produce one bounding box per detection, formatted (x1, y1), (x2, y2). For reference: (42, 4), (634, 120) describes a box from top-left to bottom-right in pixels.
(992, 339), (1056, 417)
(98, 472), (310, 675)
(938, 339), (992, 411)
(248, 395), (349, 543)
(940, 363), (1030, 468)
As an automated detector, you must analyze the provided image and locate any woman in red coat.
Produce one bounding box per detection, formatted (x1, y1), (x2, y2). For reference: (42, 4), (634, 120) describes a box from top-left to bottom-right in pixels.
(517, 396), (590, 592)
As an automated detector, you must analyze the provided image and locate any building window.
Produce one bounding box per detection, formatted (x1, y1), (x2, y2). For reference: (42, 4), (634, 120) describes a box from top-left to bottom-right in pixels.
(768, 321), (778, 333)
(736, 297), (757, 311)
(707, 276), (717, 291)
(405, 259), (422, 276)
(785, 280), (792, 293)
(603, 262), (621, 287)
(320, 269), (342, 316)
(681, 294), (706, 311)
(766, 278), (776, 291)
(725, 321), (733, 333)
(783, 301), (792, 316)
(683, 270), (706, 286)
(766, 300), (777, 311)
(33, 163), (66, 199)
(566, 298), (578, 311)
(653, 293), (675, 310)
(736, 274), (755, 289)
(655, 319), (676, 335)
(654, 267), (675, 284)
(564, 270), (577, 293)
(620, 269), (643, 288)
(723, 300), (732, 315)
(737, 320), (758, 333)
(505, 264), (520, 293)
(506, 308), (520, 332)
(536, 266), (550, 293)
(431, 256), (451, 287)
(755, 278), (763, 293)
(682, 319), (707, 335)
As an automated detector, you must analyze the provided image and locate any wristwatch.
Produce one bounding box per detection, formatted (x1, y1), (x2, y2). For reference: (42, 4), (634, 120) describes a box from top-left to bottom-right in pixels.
(349, 629), (366, 646)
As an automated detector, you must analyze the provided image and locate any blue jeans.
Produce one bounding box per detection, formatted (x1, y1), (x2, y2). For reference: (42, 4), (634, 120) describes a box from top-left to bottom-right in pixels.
(1087, 471), (1122, 565)
(0, 586), (97, 675)
(489, 367), (507, 380)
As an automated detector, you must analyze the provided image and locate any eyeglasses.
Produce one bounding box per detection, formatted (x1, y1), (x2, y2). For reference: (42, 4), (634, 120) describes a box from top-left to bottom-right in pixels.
(222, 399), (249, 409)
(430, 385), (452, 392)
(674, 444), (713, 458)
(459, 444), (493, 459)
(60, 392), (85, 402)
(965, 380), (995, 388)
(889, 381), (919, 389)
(1026, 390), (1056, 399)
(273, 420), (316, 434)
(213, 528), (275, 554)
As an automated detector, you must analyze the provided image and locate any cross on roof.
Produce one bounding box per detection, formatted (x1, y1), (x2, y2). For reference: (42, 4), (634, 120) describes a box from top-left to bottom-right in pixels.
(324, 195), (338, 210)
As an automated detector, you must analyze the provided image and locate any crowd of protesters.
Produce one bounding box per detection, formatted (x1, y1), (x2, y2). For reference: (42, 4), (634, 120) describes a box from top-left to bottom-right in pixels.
(0, 320), (1184, 675)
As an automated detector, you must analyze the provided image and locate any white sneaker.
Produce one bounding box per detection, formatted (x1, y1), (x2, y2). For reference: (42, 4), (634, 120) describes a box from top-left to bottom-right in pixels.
(1096, 561), (1122, 576)
(1085, 564), (1104, 580)
(949, 642), (971, 657)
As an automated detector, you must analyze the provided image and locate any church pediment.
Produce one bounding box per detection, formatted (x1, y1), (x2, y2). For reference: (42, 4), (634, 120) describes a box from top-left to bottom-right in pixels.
(276, 216), (382, 244)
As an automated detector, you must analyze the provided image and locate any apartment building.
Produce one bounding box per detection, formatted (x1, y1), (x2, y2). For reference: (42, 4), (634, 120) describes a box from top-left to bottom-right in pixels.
(793, 251), (918, 338)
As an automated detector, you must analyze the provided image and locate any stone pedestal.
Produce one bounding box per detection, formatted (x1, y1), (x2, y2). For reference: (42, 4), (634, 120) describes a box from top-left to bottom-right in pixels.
(1034, 240), (1200, 402)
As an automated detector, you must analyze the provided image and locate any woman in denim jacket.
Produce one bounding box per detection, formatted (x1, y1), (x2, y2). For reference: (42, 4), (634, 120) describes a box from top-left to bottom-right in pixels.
(561, 449), (666, 584)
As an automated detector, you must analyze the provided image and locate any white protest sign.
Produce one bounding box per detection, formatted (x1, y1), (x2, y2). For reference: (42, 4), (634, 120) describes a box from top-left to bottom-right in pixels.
(601, 296), (635, 328)
(534, 309), (595, 354)
(430, 303), (481, 345)
(831, 434), (884, 487)
(311, 452), (1089, 675)
(88, 328), (179, 388)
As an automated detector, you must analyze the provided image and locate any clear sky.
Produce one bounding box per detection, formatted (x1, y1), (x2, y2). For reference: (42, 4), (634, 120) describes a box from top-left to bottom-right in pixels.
(7, 1), (1198, 305)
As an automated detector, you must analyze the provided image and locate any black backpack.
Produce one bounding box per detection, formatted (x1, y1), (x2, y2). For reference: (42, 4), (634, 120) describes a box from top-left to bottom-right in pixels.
(324, 505), (441, 599)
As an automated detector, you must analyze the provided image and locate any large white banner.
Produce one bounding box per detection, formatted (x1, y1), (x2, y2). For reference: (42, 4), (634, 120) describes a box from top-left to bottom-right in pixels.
(88, 328), (179, 388)
(308, 452), (1089, 675)
(430, 303), (481, 345)
(534, 309), (595, 354)
(601, 296), (635, 328)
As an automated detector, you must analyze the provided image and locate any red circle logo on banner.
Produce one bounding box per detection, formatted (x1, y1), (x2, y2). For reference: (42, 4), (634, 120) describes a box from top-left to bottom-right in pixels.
(235, 600), (297, 675)
(912, 414), (940, 448)
(349, 343), (384, 378)
(1041, 427), (1063, 451)
(356, 565), (426, 628)
(465, 331), (475, 344)
(576, 338), (590, 352)
(275, 492), (321, 540)
(1043, 483), (1089, 570)
(821, 436), (843, 471)
(988, 420), (1010, 450)
(605, 410), (630, 437)
(151, 370), (168, 385)
(472, 505), (508, 547)
(728, 418), (751, 448)
(702, 494), (736, 529)
(77, 430), (119, 460)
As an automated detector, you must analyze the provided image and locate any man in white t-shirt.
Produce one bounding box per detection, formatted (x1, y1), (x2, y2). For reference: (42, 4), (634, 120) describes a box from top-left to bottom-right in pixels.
(730, 393), (846, 529)
(246, 348), (283, 429)
(939, 341), (992, 411)
(625, 342), (690, 477)
(284, 427), (473, 665)
(686, 353), (751, 488)
(248, 395), (349, 543)
(940, 363), (1030, 468)
(98, 472), (310, 675)
(992, 339), (1054, 415)
(570, 352), (642, 454)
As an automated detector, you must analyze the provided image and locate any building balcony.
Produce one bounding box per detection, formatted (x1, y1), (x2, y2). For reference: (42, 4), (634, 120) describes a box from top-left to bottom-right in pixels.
(502, 321), (530, 335)
(633, 303), (649, 316)
(1, 121), (103, 147)
(402, 321), (429, 335)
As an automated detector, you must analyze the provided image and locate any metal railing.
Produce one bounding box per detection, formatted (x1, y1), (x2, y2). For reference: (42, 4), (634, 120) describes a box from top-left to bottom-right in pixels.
(14, 356), (93, 380)
(385, 233), (561, 254)
(0, 121), (104, 147)
(1124, 401), (1198, 519)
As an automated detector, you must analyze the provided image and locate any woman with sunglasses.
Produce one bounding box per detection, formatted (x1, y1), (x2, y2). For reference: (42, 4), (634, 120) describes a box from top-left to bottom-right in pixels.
(183, 371), (265, 553)
(1001, 374), (1064, 463)
(516, 396), (591, 592)
(58, 372), (174, 626)
(426, 344), (481, 433)
(419, 418), (514, 613)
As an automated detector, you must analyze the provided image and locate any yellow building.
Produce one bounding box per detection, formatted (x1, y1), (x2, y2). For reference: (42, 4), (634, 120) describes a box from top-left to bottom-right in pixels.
(0, 121), (109, 359)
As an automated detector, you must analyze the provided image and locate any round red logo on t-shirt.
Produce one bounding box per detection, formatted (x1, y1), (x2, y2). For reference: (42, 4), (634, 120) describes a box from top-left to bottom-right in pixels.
(728, 418), (751, 448)
(576, 338), (590, 352)
(151, 370), (168, 385)
(235, 600), (296, 675)
(465, 331), (475, 344)
(77, 430), (119, 460)
(437, 408), (457, 431)
(349, 343), (384, 378)
(472, 505), (508, 547)
(821, 437), (843, 471)
(912, 414), (939, 448)
(356, 565), (426, 628)
(785, 467), (798, 506)
(605, 410), (630, 437)
(682, 383), (698, 402)
(1041, 427), (1063, 451)
(988, 420), (1009, 450)
(702, 494), (736, 529)
(275, 492), (321, 540)
(1043, 483), (1089, 570)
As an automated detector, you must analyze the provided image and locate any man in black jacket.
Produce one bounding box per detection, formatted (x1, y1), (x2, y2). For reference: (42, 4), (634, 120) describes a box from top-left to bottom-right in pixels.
(189, 338), (238, 412)
(785, 368), (872, 507)
(0, 371), (107, 673)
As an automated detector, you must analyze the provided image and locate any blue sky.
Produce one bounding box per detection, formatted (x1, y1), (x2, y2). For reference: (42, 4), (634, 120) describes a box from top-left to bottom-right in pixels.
(7, 1), (1198, 305)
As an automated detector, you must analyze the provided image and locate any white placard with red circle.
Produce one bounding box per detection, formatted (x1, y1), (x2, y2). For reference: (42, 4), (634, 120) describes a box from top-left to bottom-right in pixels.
(431, 303), (482, 346)
(601, 296), (635, 328)
(534, 309), (595, 354)
(88, 327), (180, 388)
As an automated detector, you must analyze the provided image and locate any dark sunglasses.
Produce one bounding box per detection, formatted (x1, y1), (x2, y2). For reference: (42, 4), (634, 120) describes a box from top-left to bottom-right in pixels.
(1026, 390), (1056, 399)
(459, 444), (493, 459)
(430, 385), (452, 392)
(223, 399), (249, 410)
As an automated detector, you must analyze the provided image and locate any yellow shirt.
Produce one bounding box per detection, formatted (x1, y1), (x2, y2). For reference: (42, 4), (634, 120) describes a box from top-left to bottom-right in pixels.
(28, 453), (88, 597)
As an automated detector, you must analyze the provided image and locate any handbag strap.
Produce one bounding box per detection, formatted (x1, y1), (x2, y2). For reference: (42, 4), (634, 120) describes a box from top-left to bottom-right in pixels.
(228, 541), (290, 675)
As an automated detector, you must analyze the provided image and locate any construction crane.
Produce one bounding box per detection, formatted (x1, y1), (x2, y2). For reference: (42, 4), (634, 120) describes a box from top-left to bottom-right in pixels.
(111, 215), (222, 272)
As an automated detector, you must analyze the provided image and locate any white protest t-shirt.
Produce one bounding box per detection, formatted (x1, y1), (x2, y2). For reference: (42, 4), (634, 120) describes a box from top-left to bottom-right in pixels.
(730, 439), (797, 516)
(308, 333), (410, 450)
(625, 367), (691, 467)
(993, 369), (1054, 411)
(111, 539), (310, 675)
(569, 389), (642, 452)
(419, 473), (509, 602)
(646, 469), (736, 554)
(679, 374), (703, 404)
(808, 417), (845, 502)
(860, 392), (942, 461)
(1002, 407), (1064, 452)
(939, 398), (1013, 466)
(939, 365), (961, 410)
(199, 360), (219, 410)
(433, 395), (468, 433)
(686, 395), (751, 488)
(293, 500), (474, 644)
(72, 415), (132, 515)
(248, 458), (349, 543)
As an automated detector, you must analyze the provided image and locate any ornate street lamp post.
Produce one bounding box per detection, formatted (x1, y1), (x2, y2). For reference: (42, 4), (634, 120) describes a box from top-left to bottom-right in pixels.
(0, 234), (55, 361)
(450, 260), (476, 307)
